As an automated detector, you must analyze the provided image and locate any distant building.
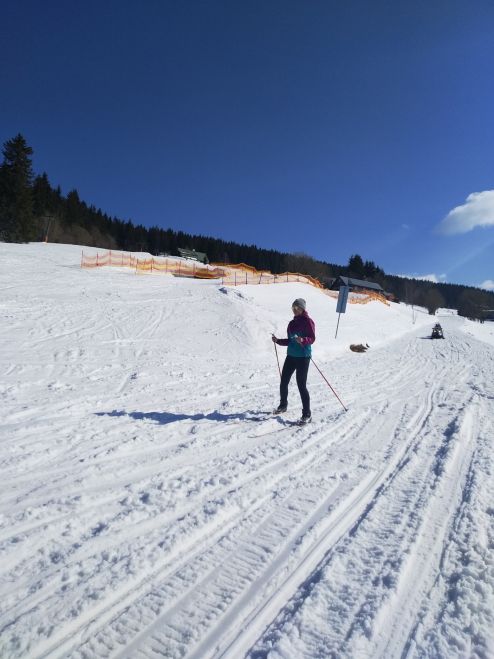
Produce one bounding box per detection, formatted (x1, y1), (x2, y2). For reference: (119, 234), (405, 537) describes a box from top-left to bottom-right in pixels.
(178, 248), (209, 264)
(329, 275), (384, 294)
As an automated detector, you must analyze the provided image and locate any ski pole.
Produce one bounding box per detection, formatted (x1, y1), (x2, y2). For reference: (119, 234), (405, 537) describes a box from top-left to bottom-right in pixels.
(273, 339), (281, 379)
(310, 358), (347, 412)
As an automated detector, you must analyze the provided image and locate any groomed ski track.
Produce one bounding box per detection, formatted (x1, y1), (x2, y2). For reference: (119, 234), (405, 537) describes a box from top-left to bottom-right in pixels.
(1, 244), (493, 658)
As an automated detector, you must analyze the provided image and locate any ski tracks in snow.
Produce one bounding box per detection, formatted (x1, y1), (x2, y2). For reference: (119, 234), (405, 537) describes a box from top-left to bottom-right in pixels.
(1, 265), (493, 659)
(247, 331), (494, 659)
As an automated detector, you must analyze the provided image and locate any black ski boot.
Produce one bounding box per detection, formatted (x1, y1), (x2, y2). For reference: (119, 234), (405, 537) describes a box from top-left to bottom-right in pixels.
(273, 404), (287, 414)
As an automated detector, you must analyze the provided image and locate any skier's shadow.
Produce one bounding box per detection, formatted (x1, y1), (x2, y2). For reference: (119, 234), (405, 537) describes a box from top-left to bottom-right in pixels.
(95, 409), (265, 425)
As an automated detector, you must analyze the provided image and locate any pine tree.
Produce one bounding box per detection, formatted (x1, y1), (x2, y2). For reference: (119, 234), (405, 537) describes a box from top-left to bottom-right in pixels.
(33, 173), (53, 217)
(65, 189), (81, 225)
(348, 254), (365, 278)
(0, 134), (35, 242)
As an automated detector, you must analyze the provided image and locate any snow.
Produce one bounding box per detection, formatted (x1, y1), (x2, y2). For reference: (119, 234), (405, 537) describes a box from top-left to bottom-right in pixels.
(1, 242), (493, 658)
(458, 317), (494, 349)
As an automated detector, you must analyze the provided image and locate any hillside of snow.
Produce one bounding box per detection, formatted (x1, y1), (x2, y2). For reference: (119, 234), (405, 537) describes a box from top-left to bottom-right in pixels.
(1, 242), (493, 658)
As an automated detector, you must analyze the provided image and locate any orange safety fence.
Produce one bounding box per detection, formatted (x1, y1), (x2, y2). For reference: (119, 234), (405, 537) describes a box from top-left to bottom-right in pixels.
(134, 257), (226, 278)
(352, 289), (390, 306)
(225, 265), (323, 289)
(212, 262), (260, 274)
(80, 251), (389, 302)
(80, 250), (325, 289)
(324, 288), (389, 306)
(81, 250), (139, 269)
(81, 250), (224, 277)
(220, 270), (324, 288)
(80, 250), (389, 303)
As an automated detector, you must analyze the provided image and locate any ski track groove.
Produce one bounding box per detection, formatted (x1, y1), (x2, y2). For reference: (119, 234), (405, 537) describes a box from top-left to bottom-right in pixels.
(0, 393), (376, 562)
(230, 358), (449, 658)
(348, 395), (479, 659)
(1, 404), (369, 655)
(399, 394), (494, 657)
(0, 382), (354, 514)
(2, 276), (493, 659)
(34, 337), (453, 658)
(247, 334), (488, 659)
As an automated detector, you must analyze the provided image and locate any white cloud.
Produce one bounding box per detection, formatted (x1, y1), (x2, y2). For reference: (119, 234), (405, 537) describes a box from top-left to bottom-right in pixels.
(395, 273), (447, 283)
(415, 273), (447, 283)
(439, 190), (494, 234)
(480, 279), (494, 290)
(401, 223), (410, 230)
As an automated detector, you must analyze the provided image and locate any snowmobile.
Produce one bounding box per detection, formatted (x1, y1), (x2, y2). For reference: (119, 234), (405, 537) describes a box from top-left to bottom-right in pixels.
(431, 323), (444, 339)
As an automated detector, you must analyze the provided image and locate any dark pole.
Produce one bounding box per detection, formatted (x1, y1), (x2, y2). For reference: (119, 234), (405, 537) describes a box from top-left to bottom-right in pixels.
(273, 341), (281, 379)
(335, 312), (342, 339)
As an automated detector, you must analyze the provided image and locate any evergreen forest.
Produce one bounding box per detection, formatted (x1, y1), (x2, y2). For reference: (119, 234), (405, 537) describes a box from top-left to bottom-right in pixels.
(1, 133), (493, 320)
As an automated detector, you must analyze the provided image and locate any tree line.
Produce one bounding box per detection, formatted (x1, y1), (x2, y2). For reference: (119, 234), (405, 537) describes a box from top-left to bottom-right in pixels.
(1, 133), (493, 319)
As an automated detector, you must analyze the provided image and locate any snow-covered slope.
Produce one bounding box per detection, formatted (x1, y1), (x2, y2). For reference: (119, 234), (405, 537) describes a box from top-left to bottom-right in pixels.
(1, 243), (493, 658)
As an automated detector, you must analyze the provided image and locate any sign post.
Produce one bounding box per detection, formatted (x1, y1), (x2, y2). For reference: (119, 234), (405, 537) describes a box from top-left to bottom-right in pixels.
(335, 285), (349, 338)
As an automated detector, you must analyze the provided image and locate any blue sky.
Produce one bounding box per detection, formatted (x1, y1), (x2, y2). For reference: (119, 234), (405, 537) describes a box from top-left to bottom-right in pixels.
(2, 0), (494, 288)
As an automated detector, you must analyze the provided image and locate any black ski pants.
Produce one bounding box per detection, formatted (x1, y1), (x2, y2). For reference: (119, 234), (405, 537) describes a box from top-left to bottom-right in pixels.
(280, 355), (311, 415)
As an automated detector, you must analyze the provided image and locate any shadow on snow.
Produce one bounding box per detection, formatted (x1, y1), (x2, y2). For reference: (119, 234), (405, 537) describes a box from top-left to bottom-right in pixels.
(95, 409), (269, 425)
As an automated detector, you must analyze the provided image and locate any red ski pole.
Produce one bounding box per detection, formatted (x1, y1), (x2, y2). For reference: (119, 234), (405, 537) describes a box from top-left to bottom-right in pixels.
(310, 358), (347, 412)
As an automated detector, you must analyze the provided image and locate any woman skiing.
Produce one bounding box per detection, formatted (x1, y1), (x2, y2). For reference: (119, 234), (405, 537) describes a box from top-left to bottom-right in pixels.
(272, 298), (315, 424)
